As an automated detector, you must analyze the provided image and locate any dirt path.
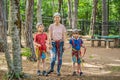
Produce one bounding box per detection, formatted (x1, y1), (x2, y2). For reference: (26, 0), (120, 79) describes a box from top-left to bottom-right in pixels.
(0, 39), (120, 80)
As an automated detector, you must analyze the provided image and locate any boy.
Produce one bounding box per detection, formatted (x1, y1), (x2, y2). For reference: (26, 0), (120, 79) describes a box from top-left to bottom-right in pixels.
(68, 29), (86, 76)
(34, 23), (47, 76)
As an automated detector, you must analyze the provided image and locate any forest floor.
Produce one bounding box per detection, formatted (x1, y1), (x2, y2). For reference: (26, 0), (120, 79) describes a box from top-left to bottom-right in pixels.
(0, 36), (120, 80)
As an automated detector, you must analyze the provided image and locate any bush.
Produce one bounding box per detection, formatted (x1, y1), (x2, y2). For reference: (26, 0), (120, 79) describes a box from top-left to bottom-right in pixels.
(21, 48), (31, 57)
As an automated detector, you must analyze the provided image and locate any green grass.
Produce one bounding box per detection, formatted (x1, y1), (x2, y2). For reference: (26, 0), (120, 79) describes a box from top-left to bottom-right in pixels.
(89, 55), (94, 59)
(110, 66), (120, 72)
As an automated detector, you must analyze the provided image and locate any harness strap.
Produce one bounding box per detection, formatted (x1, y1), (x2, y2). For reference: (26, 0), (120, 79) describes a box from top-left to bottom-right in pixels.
(72, 49), (81, 60)
(55, 40), (61, 65)
(71, 38), (81, 60)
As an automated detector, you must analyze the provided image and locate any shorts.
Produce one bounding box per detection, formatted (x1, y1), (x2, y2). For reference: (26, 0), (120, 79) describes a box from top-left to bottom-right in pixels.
(72, 55), (81, 64)
(38, 52), (46, 60)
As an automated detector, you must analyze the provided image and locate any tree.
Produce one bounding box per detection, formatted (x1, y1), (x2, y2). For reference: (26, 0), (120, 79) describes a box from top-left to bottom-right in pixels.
(0, 0), (8, 52)
(0, 0), (13, 73)
(10, 0), (22, 79)
(102, 0), (108, 36)
(15, 0), (22, 48)
(37, 0), (42, 23)
(89, 0), (98, 36)
(52, 0), (55, 14)
(25, 0), (36, 60)
(72, 0), (79, 29)
(1, 0), (23, 79)
(58, 0), (63, 13)
(8, 0), (22, 47)
(68, 0), (72, 28)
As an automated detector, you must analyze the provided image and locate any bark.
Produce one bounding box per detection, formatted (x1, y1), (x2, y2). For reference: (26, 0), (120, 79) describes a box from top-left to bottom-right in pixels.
(3, 0), (8, 31)
(0, 1), (5, 52)
(16, 0), (22, 48)
(0, 0), (13, 74)
(9, 0), (22, 47)
(37, 0), (42, 23)
(25, 0), (36, 59)
(72, 0), (79, 29)
(11, 0), (22, 75)
(68, 0), (72, 28)
(89, 0), (98, 36)
(58, 0), (63, 13)
(102, 0), (108, 36)
(52, 0), (55, 14)
(8, 0), (12, 35)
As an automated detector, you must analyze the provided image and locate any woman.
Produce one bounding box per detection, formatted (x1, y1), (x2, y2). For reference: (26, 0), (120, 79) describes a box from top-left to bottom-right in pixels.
(47, 12), (66, 76)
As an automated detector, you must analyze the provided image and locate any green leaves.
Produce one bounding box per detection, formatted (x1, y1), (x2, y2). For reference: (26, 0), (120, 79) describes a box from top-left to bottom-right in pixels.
(21, 48), (31, 57)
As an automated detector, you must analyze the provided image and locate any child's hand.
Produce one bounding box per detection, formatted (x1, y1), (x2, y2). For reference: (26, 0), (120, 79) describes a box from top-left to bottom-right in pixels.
(63, 46), (66, 50)
(49, 44), (52, 49)
(37, 44), (41, 47)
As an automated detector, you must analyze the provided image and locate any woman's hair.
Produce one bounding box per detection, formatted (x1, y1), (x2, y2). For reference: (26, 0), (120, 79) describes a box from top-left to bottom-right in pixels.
(36, 23), (43, 28)
(53, 12), (60, 17)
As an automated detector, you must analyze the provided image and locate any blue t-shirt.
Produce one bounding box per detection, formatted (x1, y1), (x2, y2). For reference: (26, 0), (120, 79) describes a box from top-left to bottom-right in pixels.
(69, 38), (83, 50)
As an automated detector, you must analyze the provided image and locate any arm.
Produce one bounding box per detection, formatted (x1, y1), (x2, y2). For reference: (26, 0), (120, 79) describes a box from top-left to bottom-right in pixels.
(63, 26), (67, 43)
(67, 43), (72, 49)
(33, 34), (41, 47)
(81, 44), (86, 57)
(48, 26), (52, 49)
(63, 32), (67, 44)
(63, 26), (67, 50)
(66, 39), (72, 49)
(34, 41), (41, 47)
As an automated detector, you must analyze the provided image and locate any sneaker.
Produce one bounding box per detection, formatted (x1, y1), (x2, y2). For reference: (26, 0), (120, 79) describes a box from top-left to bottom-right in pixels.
(57, 73), (61, 76)
(47, 69), (54, 74)
(80, 72), (83, 76)
(37, 70), (41, 76)
(72, 71), (76, 76)
(42, 71), (48, 76)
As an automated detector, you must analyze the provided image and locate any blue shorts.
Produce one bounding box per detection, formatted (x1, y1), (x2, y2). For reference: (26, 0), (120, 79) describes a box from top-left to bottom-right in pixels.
(38, 52), (46, 60)
(72, 55), (81, 64)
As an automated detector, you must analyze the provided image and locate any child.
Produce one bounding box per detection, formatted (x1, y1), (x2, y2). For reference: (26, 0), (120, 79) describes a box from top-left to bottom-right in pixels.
(34, 23), (48, 76)
(68, 29), (86, 76)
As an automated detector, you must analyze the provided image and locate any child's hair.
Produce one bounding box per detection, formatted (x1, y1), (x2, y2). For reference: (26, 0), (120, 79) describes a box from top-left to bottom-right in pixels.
(72, 29), (79, 34)
(36, 23), (43, 29)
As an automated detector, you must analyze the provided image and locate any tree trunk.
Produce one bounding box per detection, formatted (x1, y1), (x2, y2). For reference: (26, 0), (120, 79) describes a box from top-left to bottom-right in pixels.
(72, 0), (79, 29)
(10, 0), (22, 76)
(37, 0), (42, 23)
(0, 1), (5, 52)
(8, 0), (12, 35)
(3, 0), (8, 31)
(25, 0), (36, 60)
(0, 0), (14, 74)
(68, 0), (72, 28)
(58, 0), (63, 13)
(16, 0), (22, 48)
(102, 0), (108, 36)
(89, 0), (98, 36)
(8, 0), (22, 47)
(52, 0), (55, 14)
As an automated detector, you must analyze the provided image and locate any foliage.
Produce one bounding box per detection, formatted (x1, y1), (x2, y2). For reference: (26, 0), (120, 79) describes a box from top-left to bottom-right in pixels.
(109, 66), (120, 72)
(21, 48), (31, 57)
(14, 0), (120, 35)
